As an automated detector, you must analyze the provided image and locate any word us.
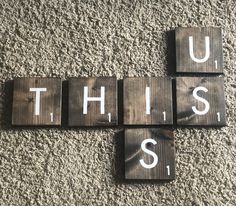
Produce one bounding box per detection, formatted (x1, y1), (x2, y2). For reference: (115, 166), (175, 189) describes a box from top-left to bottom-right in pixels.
(11, 27), (226, 180)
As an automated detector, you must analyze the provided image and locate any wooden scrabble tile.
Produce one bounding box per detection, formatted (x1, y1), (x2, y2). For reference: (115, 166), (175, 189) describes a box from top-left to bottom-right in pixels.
(123, 77), (173, 125)
(176, 27), (223, 73)
(68, 77), (117, 126)
(176, 76), (226, 126)
(12, 78), (62, 125)
(125, 128), (175, 180)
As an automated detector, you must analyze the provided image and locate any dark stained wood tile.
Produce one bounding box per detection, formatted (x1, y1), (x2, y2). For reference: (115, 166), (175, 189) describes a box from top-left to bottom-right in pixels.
(12, 78), (62, 126)
(68, 77), (117, 126)
(123, 77), (173, 125)
(125, 128), (175, 180)
(176, 76), (226, 126)
(176, 27), (223, 73)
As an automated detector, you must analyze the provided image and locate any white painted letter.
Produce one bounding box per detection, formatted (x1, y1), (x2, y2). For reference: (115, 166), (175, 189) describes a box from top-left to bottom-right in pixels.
(29, 88), (47, 115)
(192, 86), (210, 115)
(139, 139), (158, 169)
(145, 87), (151, 114)
(189, 36), (210, 63)
(83, 86), (105, 114)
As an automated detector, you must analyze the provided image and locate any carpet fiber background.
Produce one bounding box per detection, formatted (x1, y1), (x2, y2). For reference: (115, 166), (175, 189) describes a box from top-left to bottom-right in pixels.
(0, 1), (236, 205)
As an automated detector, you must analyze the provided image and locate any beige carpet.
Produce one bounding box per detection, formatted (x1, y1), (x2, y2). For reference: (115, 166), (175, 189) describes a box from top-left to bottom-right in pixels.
(0, 1), (235, 205)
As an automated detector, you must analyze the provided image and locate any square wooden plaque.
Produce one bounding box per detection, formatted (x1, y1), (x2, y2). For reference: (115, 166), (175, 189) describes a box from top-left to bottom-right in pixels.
(12, 78), (62, 125)
(68, 77), (117, 126)
(125, 128), (175, 180)
(176, 76), (226, 126)
(176, 27), (223, 73)
(123, 77), (173, 125)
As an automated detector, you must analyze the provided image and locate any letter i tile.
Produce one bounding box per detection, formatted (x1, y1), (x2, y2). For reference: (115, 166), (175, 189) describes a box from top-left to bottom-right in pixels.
(12, 78), (62, 125)
(176, 76), (226, 126)
(125, 128), (175, 180)
(123, 77), (173, 125)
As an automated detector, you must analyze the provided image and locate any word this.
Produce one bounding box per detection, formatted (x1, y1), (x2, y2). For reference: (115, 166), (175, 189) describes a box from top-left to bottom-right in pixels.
(11, 77), (226, 127)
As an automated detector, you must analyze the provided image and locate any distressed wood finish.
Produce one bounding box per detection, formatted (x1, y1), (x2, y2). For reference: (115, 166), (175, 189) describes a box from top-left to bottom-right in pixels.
(123, 77), (173, 125)
(125, 128), (175, 180)
(176, 76), (226, 126)
(176, 27), (223, 73)
(68, 77), (117, 126)
(12, 78), (62, 125)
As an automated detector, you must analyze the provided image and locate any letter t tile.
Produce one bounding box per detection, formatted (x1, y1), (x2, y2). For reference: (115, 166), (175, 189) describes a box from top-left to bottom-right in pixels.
(12, 78), (62, 125)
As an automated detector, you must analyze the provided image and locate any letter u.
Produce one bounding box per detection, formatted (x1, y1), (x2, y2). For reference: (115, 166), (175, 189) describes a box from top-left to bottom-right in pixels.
(189, 36), (210, 63)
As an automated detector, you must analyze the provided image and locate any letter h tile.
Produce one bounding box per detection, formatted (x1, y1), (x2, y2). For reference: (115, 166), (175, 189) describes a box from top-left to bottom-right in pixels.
(68, 77), (117, 126)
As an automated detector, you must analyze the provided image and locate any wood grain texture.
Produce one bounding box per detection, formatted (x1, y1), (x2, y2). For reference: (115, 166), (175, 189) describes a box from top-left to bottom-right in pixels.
(68, 77), (117, 126)
(176, 76), (226, 126)
(176, 27), (223, 73)
(12, 78), (62, 125)
(123, 77), (173, 125)
(125, 128), (175, 180)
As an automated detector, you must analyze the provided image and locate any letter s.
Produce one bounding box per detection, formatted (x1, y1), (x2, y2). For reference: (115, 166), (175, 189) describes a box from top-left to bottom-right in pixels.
(139, 139), (158, 169)
(192, 86), (210, 115)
